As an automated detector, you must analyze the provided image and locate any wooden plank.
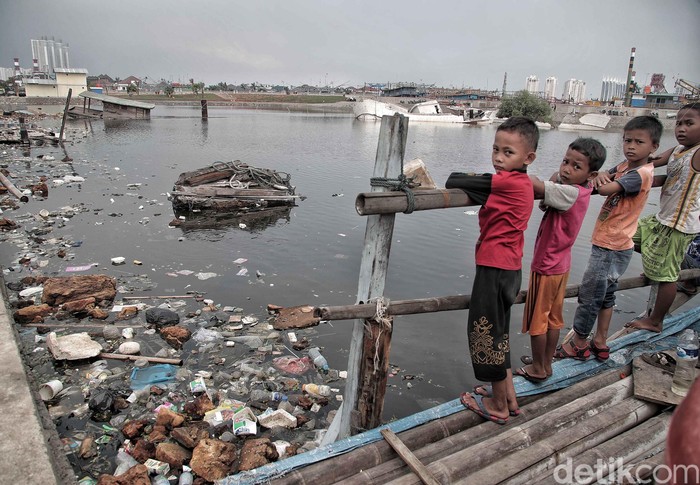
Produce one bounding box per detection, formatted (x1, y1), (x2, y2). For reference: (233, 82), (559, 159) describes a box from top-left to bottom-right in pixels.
(337, 113), (408, 441)
(380, 428), (440, 485)
(632, 355), (683, 406)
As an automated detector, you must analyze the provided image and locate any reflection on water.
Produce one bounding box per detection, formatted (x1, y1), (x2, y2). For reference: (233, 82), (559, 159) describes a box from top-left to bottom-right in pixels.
(173, 205), (293, 234)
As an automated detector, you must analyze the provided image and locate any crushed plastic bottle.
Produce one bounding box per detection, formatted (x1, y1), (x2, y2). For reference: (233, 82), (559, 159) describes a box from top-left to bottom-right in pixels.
(114, 450), (139, 476)
(250, 389), (287, 402)
(672, 329), (699, 397)
(308, 347), (329, 373)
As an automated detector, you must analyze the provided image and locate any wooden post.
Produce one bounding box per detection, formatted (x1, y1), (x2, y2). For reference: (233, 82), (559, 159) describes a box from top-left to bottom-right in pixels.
(18, 116), (29, 145)
(201, 99), (208, 119)
(338, 113), (408, 440)
(59, 88), (72, 144)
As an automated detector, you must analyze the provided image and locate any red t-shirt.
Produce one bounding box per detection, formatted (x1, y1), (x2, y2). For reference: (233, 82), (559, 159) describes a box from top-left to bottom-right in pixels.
(446, 170), (534, 270)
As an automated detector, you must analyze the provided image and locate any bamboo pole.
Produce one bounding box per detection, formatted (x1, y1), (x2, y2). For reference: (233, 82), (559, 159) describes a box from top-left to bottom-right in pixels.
(461, 400), (663, 485)
(99, 353), (182, 365)
(380, 429), (440, 485)
(121, 295), (196, 300)
(314, 269), (700, 322)
(359, 378), (637, 485)
(274, 366), (630, 485)
(527, 413), (670, 485)
(338, 113), (408, 441)
(0, 172), (29, 202)
(356, 179), (666, 216)
(356, 189), (477, 216)
(59, 88), (72, 143)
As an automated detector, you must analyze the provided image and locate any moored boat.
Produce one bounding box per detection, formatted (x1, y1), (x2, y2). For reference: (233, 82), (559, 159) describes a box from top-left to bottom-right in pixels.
(558, 113), (611, 131)
(354, 98), (491, 124)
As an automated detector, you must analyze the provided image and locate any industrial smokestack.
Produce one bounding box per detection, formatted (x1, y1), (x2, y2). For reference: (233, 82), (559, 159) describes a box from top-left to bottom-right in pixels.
(33, 59), (39, 73)
(624, 47), (636, 107)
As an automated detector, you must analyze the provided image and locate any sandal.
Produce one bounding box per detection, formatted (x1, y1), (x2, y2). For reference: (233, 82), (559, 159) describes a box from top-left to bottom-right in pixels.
(590, 341), (610, 361)
(677, 282), (699, 296)
(473, 385), (520, 416)
(553, 342), (590, 361)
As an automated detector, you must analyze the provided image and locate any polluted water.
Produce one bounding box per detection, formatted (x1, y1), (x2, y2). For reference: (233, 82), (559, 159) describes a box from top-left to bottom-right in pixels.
(0, 112), (347, 483)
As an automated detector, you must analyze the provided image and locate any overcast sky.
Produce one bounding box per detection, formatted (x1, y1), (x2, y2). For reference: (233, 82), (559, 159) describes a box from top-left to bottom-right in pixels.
(1, 0), (699, 98)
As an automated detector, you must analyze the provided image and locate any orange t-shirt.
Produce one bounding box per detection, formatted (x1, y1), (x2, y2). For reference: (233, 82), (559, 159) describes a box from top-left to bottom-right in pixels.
(592, 161), (654, 251)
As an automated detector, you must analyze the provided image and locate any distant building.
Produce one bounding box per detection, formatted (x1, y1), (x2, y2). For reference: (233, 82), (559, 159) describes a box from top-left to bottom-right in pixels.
(525, 75), (539, 94)
(0, 67), (15, 81)
(31, 37), (70, 76)
(563, 79), (586, 103)
(544, 77), (557, 100)
(600, 78), (626, 103)
(24, 68), (88, 98)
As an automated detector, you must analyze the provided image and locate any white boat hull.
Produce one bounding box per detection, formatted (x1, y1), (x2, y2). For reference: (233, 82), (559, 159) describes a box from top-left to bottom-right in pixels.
(353, 99), (487, 124)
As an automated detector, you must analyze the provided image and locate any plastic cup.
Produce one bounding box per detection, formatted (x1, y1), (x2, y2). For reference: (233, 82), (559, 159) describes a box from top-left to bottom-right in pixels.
(39, 379), (63, 401)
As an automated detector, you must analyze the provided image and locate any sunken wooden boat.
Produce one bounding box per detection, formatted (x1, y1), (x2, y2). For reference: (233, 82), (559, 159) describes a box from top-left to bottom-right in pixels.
(170, 161), (299, 212)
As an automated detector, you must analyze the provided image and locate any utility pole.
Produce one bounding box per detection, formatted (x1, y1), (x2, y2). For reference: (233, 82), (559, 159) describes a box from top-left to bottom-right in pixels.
(624, 47), (636, 107)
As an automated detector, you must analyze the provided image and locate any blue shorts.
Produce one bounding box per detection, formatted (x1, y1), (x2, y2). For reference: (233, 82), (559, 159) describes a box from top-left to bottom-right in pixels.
(572, 245), (633, 338)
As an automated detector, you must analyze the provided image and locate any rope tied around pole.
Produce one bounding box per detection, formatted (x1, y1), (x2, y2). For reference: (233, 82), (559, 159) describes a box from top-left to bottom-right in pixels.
(365, 297), (393, 374)
(370, 174), (419, 214)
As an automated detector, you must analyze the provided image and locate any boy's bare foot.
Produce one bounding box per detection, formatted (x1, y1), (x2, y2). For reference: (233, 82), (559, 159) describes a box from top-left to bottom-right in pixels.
(515, 364), (547, 381)
(624, 316), (662, 333)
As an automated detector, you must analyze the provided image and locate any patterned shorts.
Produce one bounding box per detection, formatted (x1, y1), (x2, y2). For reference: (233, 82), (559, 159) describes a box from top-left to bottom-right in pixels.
(633, 215), (695, 282)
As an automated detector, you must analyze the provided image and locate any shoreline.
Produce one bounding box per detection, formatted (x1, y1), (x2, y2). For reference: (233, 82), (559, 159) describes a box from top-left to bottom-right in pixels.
(1, 95), (678, 131)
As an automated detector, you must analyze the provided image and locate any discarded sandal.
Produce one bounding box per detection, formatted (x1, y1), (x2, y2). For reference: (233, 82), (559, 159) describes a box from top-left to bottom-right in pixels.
(590, 341), (610, 361)
(460, 393), (508, 425)
(553, 342), (590, 361)
(473, 385), (520, 416)
(515, 366), (548, 383)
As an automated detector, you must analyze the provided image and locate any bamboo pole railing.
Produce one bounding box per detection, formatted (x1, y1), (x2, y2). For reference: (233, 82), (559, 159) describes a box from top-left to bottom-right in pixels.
(314, 268), (700, 322)
(0, 172), (29, 202)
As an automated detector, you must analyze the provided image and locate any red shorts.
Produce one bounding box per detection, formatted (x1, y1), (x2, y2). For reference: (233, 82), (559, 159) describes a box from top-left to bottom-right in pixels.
(522, 271), (568, 336)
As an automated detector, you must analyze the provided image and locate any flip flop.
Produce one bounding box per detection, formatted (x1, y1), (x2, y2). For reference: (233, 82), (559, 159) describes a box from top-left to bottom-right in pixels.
(515, 367), (548, 383)
(473, 385), (520, 416)
(460, 393), (508, 425)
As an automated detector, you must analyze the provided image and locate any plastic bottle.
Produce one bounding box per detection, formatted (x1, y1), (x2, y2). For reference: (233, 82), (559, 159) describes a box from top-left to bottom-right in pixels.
(114, 450), (139, 475)
(671, 329), (699, 396)
(302, 383), (331, 397)
(151, 475), (170, 485)
(249, 389), (287, 402)
(308, 347), (329, 373)
(178, 471), (193, 485)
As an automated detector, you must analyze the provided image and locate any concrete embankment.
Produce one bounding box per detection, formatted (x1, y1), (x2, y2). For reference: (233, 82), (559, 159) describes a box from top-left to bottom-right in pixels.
(0, 280), (77, 484)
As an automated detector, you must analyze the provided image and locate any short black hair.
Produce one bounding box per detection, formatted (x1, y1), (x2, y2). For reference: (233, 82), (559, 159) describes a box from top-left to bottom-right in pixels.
(569, 138), (606, 172)
(679, 102), (700, 116)
(497, 116), (539, 151)
(623, 115), (663, 144)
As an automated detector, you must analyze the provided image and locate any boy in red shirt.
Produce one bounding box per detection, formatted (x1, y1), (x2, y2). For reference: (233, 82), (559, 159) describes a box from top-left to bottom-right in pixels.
(446, 117), (538, 424)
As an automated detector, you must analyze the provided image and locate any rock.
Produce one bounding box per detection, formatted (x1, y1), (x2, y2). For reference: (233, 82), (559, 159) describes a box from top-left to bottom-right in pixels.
(149, 425), (169, 443)
(42, 274), (116, 306)
(13, 303), (53, 323)
(78, 435), (97, 458)
(121, 420), (148, 440)
(155, 408), (185, 428)
(184, 394), (215, 419)
(155, 442), (192, 468)
(160, 325), (192, 349)
(145, 307), (180, 328)
(47, 331), (102, 360)
(96, 464), (150, 485)
(238, 438), (279, 471)
(190, 438), (237, 482)
(171, 426), (209, 449)
(118, 341), (140, 355)
(130, 439), (156, 463)
(103, 326), (122, 340)
(61, 297), (96, 315)
(116, 306), (139, 320)
(89, 307), (110, 320)
(0, 217), (18, 231)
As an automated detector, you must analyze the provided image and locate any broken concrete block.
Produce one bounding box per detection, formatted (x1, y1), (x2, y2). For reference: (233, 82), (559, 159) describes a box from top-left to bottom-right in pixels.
(47, 332), (102, 360)
(42, 274), (116, 306)
(238, 438), (279, 471)
(190, 438), (237, 482)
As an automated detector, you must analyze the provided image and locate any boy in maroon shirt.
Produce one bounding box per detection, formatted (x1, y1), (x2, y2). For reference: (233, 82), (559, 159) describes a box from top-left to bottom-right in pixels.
(446, 117), (537, 424)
